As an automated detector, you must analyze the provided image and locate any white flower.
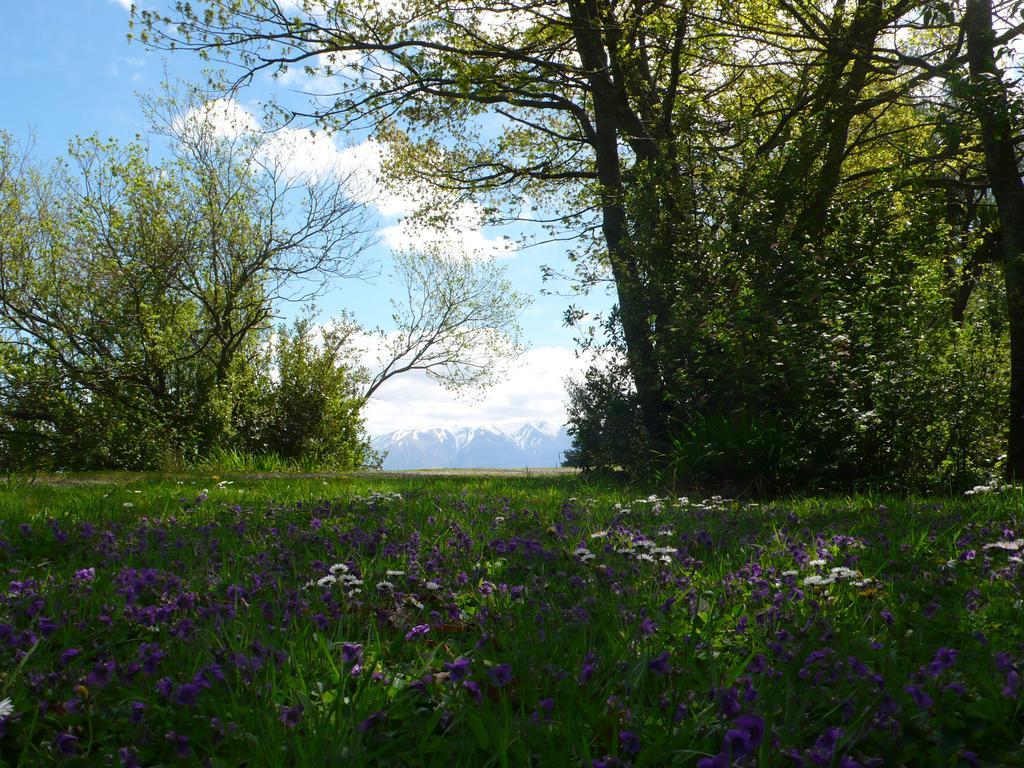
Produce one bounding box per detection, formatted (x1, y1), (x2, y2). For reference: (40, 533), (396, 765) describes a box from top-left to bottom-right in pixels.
(590, 530), (609, 539)
(983, 539), (1024, 551)
(425, 581), (441, 591)
(316, 575), (338, 588)
(782, 570), (800, 577)
(329, 563), (350, 574)
(803, 574), (836, 586)
(377, 581), (395, 591)
(829, 567), (861, 580)
(386, 570), (406, 578)
(808, 559), (826, 567)
(122, 502), (134, 508)
(636, 553), (655, 562)
(0, 697), (13, 718)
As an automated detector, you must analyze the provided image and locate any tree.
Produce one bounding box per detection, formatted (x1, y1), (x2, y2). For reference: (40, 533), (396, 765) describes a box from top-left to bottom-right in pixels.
(0, 82), (375, 466)
(963, 0), (1024, 477)
(359, 247), (527, 401)
(134, 0), (1019, 484)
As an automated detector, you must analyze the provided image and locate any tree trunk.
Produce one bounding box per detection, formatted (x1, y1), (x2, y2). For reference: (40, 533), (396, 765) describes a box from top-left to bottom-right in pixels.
(567, 0), (670, 449)
(965, 0), (1024, 478)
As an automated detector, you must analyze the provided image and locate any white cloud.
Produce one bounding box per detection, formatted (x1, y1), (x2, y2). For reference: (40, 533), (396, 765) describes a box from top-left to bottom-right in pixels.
(178, 98), (513, 258)
(362, 345), (593, 434)
(108, 0), (132, 10)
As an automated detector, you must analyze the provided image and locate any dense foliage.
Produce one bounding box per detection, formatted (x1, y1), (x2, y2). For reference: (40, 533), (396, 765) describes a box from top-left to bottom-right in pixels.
(0, 125), (375, 472)
(133, 0), (1024, 488)
(1, 477), (1023, 765)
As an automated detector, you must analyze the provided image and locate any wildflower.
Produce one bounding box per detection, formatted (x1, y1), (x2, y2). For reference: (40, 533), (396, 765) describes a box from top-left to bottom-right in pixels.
(648, 651), (671, 675)
(73, 567), (96, 582)
(358, 710), (386, 733)
(696, 755), (729, 768)
(328, 563), (349, 575)
(425, 581), (441, 591)
(905, 684), (933, 709)
(164, 731), (191, 758)
(983, 539), (1024, 551)
(341, 643), (362, 664)
(54, 731), (78, 757)
(444, 657), (471, 682)
(619, 729), (641, 756)
(488, 663), (513, 687)
(279, 703), (303, 727)
(928, 647), (958, 676)
(405, 624), (430, 641)
(1003, 670), (1019, 698)
(130, 701), (146, 724)
(463, 679), (483, 704)
(0, 698), (14, 718)
(173, 682), (202, 707)
(376, 580), (395, 591)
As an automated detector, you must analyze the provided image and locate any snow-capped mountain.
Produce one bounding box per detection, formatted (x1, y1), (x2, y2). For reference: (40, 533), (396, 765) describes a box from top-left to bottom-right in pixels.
(371, 422), (571, 470)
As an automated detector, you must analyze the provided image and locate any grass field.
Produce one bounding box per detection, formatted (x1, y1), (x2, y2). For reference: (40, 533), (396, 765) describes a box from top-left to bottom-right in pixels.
(0, 474), (1022, 766)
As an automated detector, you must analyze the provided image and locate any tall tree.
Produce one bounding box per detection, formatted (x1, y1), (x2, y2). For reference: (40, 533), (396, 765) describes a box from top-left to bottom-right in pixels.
(963, 0), (1024, 476)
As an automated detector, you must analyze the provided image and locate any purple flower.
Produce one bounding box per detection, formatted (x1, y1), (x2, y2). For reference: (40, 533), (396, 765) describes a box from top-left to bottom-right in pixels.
(697, 754), (729, 768)
(444, 657), (471, 682)
(905, 684), (933, 709)
(54, 731), (78, 757)
(638, 617), (657, 637)
(488, 663), (513, 687)
(173, 682), (202, 707)
(1003, 670), (1019, 698)
(59, 648), (81, 666)
(648, 651), (671, 675)
(619, 729), (641, 756)
(463, 680), (483, 704)
(73, 567), (95, 583)
(539, 697), (554, 712)
(164, 731), (191, 758)
(118, 747), (141, 768)
(279, 703), (303, 728)
(342, 643), (363, 664)
(130, 701), (146, 724)
(357, 710), (385, 733)
(405, 624), (430, 641)
(928, 647), (958, 676)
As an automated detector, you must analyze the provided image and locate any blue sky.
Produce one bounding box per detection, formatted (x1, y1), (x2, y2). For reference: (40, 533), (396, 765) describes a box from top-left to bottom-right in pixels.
(1, 0), (611, 435)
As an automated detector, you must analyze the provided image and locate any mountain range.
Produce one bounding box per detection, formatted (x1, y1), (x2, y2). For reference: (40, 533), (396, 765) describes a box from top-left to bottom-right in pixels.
(371, 422), (572, 470)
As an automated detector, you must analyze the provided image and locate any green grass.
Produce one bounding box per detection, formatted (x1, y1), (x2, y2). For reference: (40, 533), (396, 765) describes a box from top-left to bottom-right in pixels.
(0, 475), (1022, 766)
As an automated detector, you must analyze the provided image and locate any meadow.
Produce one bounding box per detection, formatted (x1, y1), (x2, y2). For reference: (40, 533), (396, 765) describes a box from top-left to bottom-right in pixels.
(0, 474), (1022, 766)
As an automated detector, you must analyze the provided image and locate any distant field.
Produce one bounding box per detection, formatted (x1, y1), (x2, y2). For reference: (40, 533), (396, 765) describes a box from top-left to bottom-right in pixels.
(5, 467), (580, 487)
(0, 476), (1022, 766)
